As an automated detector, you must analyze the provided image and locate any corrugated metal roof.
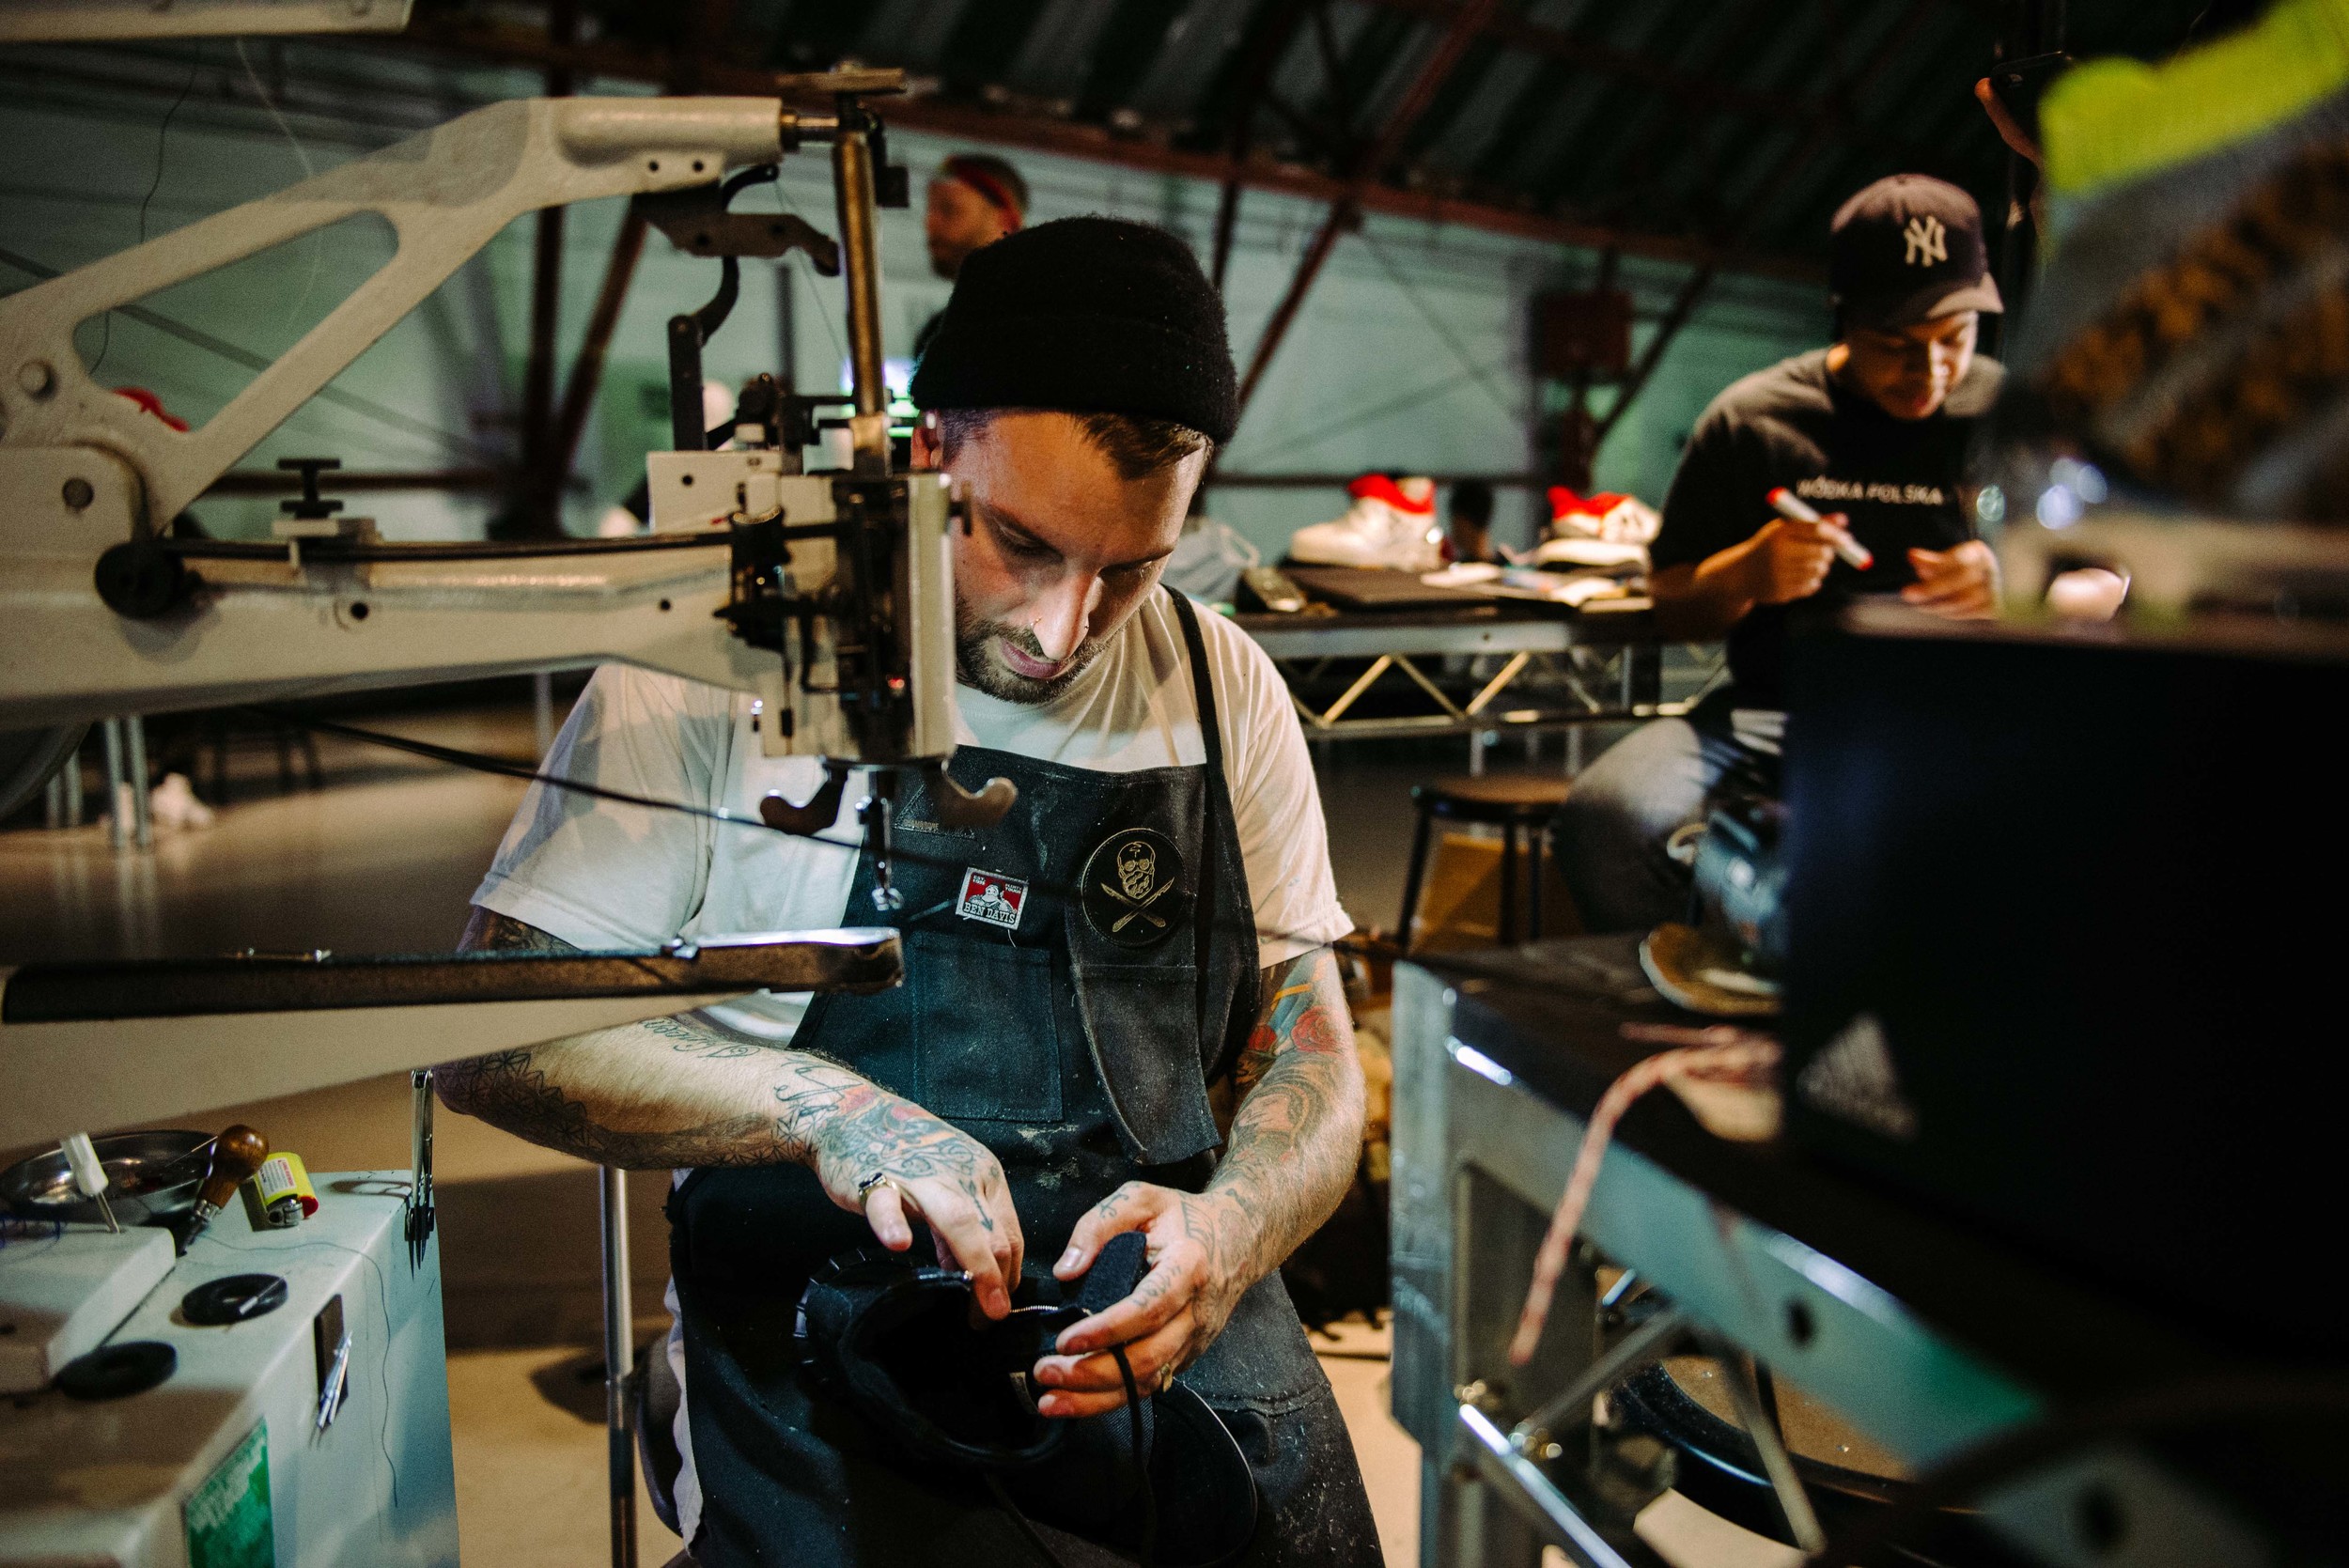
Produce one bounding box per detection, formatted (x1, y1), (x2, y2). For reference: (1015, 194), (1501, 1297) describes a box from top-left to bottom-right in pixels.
(597, 0), (2212, 273)
(361, 0), (2226, 280)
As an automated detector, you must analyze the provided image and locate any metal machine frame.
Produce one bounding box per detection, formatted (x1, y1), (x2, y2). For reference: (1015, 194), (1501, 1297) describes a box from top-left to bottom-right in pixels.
(0, 69), (987, 1568)
(1390, 957), (2286, 1568)
(0, 86), (960, 778)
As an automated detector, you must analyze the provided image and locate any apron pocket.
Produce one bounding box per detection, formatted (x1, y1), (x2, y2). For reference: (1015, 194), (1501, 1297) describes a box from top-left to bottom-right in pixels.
(910, 934), (1064, 1123)
(1071, 961), (1221, 1165)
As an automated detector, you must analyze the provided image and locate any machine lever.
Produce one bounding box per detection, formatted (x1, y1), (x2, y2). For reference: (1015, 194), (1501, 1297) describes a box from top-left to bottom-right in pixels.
(927, 764), (1019, 831)
(759, 763), (850, 835)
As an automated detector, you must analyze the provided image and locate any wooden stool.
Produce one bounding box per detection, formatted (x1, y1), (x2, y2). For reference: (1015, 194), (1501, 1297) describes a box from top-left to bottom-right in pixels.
(1397, 774), (1572, 952)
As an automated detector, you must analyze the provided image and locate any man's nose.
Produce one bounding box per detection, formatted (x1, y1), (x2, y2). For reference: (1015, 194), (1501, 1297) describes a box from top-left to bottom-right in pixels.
(1030, 572), (1104, 662)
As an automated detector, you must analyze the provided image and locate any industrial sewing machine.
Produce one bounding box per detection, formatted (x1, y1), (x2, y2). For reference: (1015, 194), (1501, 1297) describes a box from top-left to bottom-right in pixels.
(0, 37), (996, 1566)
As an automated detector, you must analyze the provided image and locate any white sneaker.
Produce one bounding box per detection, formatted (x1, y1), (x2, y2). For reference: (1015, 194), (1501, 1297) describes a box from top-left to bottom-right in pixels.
(1545, 485), (1659, 545)
(149, 771), (216, 831)
(1288, 475), (1444, 570)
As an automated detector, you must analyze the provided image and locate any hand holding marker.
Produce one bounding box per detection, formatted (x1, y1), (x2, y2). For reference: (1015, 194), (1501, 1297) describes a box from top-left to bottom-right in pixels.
(1766, 488), (1873, 569)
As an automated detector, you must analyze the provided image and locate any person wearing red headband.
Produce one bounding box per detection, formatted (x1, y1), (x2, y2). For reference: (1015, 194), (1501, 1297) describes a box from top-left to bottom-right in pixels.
(926, 153), (1027, 282)
(917, 155), (1032, 366)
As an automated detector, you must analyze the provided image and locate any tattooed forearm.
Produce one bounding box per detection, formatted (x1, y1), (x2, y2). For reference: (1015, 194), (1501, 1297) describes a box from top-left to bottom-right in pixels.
(459, 908), (582, 954)
(436, 907), (903, 1171)
(1201, 946), (1364, 1287)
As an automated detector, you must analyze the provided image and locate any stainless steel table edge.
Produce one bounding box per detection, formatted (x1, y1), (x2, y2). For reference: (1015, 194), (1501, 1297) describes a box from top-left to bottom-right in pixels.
(1387, 964), (2275, 1568)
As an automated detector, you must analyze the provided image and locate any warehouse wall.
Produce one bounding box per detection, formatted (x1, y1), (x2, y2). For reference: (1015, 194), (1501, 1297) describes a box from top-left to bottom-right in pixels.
(0, 40), (1828, 559)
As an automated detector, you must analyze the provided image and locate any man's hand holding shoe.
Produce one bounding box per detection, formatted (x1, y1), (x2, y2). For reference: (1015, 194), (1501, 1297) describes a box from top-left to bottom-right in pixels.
(1030, 1183), (1251, 1418)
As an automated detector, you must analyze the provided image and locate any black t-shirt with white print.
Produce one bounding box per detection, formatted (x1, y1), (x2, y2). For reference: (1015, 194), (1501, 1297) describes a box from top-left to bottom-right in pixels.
(1652, 347), (2002, 710)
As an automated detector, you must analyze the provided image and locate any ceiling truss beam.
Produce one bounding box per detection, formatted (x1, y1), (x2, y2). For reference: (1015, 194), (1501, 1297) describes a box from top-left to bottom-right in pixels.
(1595, 0), (1944, 443)
(1235, 0), (1506, 415)
(387, 15), (1822, 284)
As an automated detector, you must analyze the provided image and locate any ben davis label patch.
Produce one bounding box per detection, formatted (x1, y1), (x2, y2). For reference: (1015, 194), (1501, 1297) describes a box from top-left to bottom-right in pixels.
(957, 868), (1028, 931)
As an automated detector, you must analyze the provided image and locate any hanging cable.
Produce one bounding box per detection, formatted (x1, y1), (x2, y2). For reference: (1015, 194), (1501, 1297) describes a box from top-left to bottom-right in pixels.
(253, 706), (1344, 955)
(88, 62), (197, 379)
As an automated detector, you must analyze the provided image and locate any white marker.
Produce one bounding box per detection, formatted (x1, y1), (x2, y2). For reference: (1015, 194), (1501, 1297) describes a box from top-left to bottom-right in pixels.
(1767, 487), (1873, 570)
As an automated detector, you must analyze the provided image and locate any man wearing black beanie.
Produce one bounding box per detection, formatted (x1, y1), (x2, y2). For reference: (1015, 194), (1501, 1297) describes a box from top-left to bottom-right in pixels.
(447, 217), (1378, 1567)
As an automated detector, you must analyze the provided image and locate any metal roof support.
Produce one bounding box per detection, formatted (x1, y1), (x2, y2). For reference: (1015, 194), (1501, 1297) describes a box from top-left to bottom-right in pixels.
(552, 210), (647, 489)
(1211, 0), (1319, 294)
(1364, 0), (1816, 137)
(1593, 0), (1942, 447)
(1235, 0), (1506, 414)
(514, 0), (577, 539)
(390, 13), (1821, 282)
(1558, 245), (1618, 491)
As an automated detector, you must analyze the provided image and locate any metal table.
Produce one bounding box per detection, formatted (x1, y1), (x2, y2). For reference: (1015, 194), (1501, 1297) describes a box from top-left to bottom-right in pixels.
(1390, 937), (2329, 1568)
(1232, 603), (1670, 744)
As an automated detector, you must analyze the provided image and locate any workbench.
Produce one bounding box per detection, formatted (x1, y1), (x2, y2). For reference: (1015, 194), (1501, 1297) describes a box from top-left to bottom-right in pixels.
(1389, 936), (2333, 1568)
(0, 1174), (459, 1568)
(1232, 599), (1671, 744)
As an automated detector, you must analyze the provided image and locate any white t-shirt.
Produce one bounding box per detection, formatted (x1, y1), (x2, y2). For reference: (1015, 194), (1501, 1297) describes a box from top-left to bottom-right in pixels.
(479, 594), (1348, 1543)
(473, 592), (1351, 1042)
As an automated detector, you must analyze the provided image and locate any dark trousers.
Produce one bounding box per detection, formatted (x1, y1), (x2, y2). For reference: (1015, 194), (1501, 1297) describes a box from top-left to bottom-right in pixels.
(1553, 691), (1778, 934)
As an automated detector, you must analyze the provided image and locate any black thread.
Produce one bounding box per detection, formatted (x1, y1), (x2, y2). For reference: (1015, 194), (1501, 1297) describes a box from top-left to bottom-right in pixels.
(255, 706), (1339, 955)
(91, 64), (198, 379)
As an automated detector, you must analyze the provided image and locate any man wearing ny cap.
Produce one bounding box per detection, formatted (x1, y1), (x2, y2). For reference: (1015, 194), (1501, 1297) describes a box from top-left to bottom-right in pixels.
(440, 217), (1380, 1565)
(1557, 175), (2036, 932)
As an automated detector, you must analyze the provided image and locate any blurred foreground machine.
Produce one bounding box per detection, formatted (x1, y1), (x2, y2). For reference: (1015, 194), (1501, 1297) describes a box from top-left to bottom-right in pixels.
(0, 45), (978, 1568)
(1390, 624), (2349, 1568)
(1392, 15), (2349, 1564)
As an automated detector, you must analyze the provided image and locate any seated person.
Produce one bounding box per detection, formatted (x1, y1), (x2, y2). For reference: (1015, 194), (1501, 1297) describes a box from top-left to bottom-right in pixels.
(1447, 478), (1499, 563)
(1557, 175), (2096, 934)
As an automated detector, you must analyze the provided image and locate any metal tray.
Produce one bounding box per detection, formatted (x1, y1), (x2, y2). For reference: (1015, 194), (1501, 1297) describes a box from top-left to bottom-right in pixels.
(0, 1128), (212, 1226)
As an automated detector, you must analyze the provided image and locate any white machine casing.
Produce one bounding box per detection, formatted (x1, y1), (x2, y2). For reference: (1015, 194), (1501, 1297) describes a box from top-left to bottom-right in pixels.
(646, 458), (958, 761)
(0, 1226), (175, 1394)
(0, 1182), (459, 1568)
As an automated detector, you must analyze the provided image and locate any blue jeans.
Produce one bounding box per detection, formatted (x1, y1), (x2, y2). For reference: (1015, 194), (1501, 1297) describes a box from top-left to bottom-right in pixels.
(1555, 693), (1778, 934)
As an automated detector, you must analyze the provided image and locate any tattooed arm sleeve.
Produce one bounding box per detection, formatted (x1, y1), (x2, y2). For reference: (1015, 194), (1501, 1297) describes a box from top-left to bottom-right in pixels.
(435, 907), (898, 1171)
(1205, 945), (1366, 1282)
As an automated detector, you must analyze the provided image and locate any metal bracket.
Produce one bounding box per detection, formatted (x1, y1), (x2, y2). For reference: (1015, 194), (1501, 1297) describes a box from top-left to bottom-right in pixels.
(1700, 1331), (1827, 1554)
(633, 180), (841, 274)
(1511, 1303), (1688, 1457)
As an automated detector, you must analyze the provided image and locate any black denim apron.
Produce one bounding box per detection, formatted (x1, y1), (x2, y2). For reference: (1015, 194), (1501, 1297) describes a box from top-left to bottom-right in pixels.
(669, 591), (1380, 1568)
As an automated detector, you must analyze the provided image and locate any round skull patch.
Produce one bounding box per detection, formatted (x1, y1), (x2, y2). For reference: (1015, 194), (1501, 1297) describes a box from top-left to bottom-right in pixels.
(1080, 827), (1187, 948)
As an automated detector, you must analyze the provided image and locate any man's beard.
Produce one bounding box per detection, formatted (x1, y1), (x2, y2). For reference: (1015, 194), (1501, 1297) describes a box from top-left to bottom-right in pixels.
(955, 597), (1107, 705)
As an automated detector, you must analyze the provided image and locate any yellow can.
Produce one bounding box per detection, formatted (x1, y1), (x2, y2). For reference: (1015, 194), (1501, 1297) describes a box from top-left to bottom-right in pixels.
(252, 1152), (318, 1227)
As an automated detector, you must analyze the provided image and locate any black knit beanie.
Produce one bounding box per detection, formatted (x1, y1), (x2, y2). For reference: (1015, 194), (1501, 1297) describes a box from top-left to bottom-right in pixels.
(910, 216), (1238, 445)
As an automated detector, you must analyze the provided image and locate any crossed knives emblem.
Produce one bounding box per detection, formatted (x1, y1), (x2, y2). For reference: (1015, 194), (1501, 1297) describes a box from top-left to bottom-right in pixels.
(1098, 869), (1176, 932)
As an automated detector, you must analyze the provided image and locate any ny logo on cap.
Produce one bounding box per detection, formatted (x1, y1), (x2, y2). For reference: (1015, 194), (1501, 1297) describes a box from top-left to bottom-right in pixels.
(1903, 215), (1947, 267)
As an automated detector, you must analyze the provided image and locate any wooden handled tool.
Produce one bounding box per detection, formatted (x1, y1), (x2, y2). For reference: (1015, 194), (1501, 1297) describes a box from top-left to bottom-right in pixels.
(184, 1125), (269, 1241)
